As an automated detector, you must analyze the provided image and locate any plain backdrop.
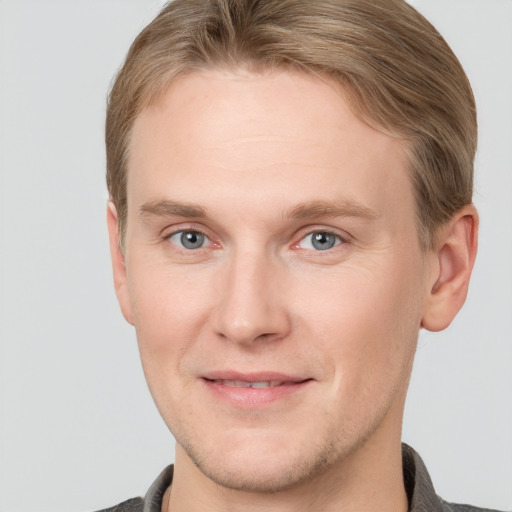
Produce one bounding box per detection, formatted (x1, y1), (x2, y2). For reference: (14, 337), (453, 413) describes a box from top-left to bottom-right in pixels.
(0, 1), (511, 511)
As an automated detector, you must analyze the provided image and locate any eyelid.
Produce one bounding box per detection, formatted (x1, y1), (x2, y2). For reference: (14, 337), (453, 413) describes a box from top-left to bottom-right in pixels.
(161, 222), (210, 239)
(298, 232), (342, 250)
(161, 224), (220, 251)
(168, 230), (211, 249)
(160, 223), (349, 253)
(291, 226), (350, 249)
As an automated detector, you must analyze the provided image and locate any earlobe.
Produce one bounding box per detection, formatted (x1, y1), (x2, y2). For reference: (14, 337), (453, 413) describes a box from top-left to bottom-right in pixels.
(106, 201), (134, 325)
(421, 204), (479, 332)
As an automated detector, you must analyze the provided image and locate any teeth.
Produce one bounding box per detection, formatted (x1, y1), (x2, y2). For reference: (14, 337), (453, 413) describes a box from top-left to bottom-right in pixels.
(217, 380), (283, 388)
(223, 380), (252, 388)
(250, 381), (272, 388)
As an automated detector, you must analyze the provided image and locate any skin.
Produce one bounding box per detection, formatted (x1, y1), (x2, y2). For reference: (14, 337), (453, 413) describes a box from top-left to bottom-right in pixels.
(107, 68), (478, 512)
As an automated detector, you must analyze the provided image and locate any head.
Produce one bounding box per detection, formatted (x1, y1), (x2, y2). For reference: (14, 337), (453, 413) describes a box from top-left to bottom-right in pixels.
(106, 0), (478, 496)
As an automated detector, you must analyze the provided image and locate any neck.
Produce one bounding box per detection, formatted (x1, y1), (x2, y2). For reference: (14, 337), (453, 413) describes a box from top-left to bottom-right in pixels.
(166, 422), (408, 512)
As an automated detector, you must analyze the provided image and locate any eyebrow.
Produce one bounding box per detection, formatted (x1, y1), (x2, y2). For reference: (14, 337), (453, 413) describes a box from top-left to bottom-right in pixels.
(140, 199), (207, 220)
(287, 200), (378, 220)
(139, 198), (378, 222)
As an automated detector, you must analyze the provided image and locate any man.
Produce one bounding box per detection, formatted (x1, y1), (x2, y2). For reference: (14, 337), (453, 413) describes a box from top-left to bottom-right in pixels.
(101, 1), (502, 511)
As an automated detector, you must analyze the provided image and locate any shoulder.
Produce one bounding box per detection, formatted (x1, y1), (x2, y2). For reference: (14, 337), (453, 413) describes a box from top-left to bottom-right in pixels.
(402, 444), (508, 512)
(94, 497), (144, 512)
(441, 501), (509, 512)
(93, 465), (173, 512)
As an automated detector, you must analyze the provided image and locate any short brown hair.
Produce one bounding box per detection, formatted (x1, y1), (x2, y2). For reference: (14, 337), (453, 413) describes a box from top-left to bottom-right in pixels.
(106, 0), (477, 249)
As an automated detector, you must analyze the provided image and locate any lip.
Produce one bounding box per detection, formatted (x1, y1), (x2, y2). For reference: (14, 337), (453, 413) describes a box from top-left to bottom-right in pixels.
(201, 371), (313, 407)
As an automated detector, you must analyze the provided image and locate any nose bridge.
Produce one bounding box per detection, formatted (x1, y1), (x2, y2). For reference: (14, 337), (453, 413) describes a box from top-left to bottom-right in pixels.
(212, 243), (289, 345)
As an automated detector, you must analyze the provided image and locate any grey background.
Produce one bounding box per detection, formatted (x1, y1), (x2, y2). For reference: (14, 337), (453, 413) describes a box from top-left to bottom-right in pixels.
(0, 1), (510, 511)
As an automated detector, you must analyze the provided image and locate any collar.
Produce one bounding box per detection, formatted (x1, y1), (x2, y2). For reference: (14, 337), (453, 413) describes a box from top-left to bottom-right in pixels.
(402, 443), (445, 511)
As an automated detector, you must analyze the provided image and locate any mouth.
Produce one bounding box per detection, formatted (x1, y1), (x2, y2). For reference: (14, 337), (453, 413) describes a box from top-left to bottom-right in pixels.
(201, 372), (313, 407)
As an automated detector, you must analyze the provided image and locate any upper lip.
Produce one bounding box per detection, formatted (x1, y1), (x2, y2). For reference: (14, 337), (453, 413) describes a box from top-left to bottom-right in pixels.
(202, 370), (310, 384)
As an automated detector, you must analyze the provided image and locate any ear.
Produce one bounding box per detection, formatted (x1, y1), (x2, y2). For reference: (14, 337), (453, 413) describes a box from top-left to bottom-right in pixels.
(106, 201), (134, 325)
(421, 204), (479, 332)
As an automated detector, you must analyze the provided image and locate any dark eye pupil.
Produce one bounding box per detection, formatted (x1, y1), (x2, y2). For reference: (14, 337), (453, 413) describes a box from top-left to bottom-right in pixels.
(312, 232), (336, 250)
(181, 231), (204, 249)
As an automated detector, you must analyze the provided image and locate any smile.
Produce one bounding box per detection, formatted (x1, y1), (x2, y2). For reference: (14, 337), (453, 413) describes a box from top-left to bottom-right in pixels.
(202, 374), (313, 408)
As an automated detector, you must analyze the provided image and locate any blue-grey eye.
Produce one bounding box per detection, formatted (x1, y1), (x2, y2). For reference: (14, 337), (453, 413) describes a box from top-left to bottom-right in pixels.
(169, 230), (209, 250)
(299, 231), (341, 251)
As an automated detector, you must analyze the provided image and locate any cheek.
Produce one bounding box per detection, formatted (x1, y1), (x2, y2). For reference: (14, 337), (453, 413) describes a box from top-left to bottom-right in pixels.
(300, 260), (422, 393)
(126, 260), (216, 375)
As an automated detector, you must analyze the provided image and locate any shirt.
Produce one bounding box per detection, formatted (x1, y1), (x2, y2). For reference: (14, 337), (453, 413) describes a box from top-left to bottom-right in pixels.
(96, 444), (506, 512)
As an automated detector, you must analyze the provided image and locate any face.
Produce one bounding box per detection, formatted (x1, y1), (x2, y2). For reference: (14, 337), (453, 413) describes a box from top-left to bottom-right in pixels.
(112, 68), (435, 492)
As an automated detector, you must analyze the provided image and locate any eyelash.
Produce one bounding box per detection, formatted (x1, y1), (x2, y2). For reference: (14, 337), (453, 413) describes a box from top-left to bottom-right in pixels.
(294, 231), (344, 252)
(167, 230), (211, 250)
(164, 227), (346, 253)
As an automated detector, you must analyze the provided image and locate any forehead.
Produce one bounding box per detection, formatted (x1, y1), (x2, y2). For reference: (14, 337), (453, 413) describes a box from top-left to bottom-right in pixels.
(127, 68), (413, 229)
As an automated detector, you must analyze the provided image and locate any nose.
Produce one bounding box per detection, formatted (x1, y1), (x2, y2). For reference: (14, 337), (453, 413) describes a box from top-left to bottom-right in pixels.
(211, 248), (291, 346)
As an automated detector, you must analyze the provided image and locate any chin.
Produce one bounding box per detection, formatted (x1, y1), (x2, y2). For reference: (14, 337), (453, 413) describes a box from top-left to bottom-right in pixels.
(175, 424), (355, 494)
(187, 443), (333, 493)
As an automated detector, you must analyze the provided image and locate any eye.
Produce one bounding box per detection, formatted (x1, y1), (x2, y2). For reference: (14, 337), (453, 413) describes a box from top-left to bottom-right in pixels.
(298, 231), (342, 251)
(168, 230), (210, 250)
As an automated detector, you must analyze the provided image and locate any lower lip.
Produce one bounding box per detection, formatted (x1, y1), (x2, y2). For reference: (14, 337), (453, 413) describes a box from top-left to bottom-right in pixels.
(202, 379), (312, 407)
